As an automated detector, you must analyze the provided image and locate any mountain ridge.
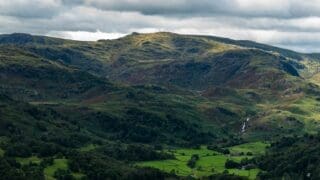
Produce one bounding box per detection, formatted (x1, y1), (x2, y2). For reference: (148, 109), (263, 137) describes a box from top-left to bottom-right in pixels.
(1, 32), (317, 56)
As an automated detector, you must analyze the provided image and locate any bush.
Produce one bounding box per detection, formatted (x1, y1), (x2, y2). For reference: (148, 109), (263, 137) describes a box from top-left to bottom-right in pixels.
(54, 169), (74, 180)
(187, 154), (199, 168)
(207, 145), (230, 154)
(225, 159), (240, 169)
(98, 143), (174, 161)
(5, 143), (32, 157)
(207, 173), (248, 180)
(0, 157), (44, 179)
(40, 158), (54, 167)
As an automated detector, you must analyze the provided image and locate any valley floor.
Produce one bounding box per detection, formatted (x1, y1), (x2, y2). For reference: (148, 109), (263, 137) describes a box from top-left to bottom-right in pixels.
(1, 141), (268, 179)
(137, 142), (268, 179)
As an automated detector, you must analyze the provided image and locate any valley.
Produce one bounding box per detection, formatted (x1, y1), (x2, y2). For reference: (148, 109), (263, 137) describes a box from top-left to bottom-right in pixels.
(1, 32), (320, 179)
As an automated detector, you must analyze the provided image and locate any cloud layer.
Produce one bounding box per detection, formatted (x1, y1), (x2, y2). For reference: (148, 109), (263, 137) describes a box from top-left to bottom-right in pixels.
(1, 0), (320, 52)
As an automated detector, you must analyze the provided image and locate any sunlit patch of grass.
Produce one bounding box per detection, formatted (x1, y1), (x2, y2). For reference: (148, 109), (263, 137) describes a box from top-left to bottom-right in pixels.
(207, 42), (242, 54)
(72, 172), (86, 179)
(0, 148), (4, 157)
(79, 144), (99, 152)
(137, 145), (266, 179)
(44, 158), (68, 178)
(16, 156), (42, 165)
(229, 142), (269, 156)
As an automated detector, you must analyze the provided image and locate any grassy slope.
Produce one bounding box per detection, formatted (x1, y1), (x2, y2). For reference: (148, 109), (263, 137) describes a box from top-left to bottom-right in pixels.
(2, 32), (320, 141)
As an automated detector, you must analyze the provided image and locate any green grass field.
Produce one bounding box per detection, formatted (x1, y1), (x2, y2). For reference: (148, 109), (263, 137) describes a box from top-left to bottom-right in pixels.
(16, 156), (42, 165)
(137, 143), (268, 179)
(71, 172), (85, 179)
(229, 142), (269, 156)
(79, 144), (99, 152)
(44, 158), (68, 179)
(15, 156), (83, 180)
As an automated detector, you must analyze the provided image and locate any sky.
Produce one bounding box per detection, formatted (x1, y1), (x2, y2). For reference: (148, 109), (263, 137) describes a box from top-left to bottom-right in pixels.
(1, 0), (320, 52)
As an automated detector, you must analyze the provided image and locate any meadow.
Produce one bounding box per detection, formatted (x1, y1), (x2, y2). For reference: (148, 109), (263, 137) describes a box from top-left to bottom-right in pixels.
(15, 156), (75, 180)
(137, 142), (268, 179)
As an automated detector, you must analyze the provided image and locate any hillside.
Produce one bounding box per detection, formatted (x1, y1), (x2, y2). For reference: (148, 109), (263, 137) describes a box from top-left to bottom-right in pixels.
(1, 32), (320, 179)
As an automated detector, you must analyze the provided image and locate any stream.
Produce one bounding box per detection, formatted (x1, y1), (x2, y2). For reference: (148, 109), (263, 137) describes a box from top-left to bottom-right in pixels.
(241, 117), (250, 133)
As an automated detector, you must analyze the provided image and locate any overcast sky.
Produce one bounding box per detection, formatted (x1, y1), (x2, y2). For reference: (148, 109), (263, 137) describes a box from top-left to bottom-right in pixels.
(1, 0), (320, 52)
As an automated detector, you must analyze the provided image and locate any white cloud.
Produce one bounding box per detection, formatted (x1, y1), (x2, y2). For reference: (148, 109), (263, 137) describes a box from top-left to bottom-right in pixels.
(82, 0), (320, 18)
(47, 30), (126, 41)
(1, 0), (320, 52)
(0, 0), (62, 18)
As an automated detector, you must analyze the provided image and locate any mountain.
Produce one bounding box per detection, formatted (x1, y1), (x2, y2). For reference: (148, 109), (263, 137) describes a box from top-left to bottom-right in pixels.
(1, 32), (320, 179)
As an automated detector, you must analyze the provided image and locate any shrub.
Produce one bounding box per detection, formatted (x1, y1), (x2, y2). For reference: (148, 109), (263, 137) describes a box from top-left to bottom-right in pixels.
(187, 154), (199, 168)
(225, 159), (240, 169)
